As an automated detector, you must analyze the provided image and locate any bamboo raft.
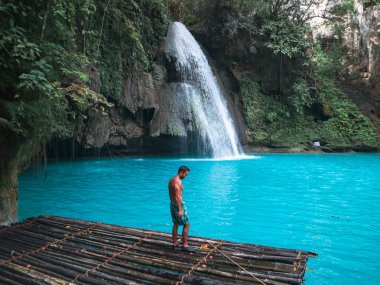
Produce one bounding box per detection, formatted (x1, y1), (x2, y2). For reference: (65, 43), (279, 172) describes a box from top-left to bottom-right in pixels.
(0, 216), (317, 285)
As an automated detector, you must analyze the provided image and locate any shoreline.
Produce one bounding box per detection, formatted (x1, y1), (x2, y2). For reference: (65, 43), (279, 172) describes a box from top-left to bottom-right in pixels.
(244, 145), (380, 154)
(37, 145), (380, 164)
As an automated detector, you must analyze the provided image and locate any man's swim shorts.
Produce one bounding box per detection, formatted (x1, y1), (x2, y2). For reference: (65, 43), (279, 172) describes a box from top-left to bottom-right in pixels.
(170, 201), (189, 225)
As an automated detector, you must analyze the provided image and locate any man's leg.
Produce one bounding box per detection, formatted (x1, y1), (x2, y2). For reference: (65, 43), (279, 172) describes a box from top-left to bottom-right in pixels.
(172, 224), (179, 246)
(182, 224), (190, 247)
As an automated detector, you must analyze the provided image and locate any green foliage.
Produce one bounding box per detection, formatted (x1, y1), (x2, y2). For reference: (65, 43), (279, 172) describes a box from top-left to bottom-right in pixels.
(0, 0), (377, 178)
(240, 78), (288, 144)
(310, 38), (347, 85)
(166, 0), (378, 149)
(2, 26), (41, 62)
(1, 1), (109, 135)
(322, 97), (377, 146)
(219, 9), (258, 40)
(0, 3), (57, 151)
(330, 0), (357, 16)
(240, 80), (261, 132)
(288, 79), (313, 114)
(52, 83), (113, 120)
(0, 96), (60, 143)
(166, 0), (263, 53)
(18, 69), (50, 92)
(240, 72), (377, 148)
(332, 22), (346, 40)
(260, 20), (311, 57)
(303, 37), (376, 146)
(85, 0), (168, 100)
(360, 0), (380, 7)
(59, 53), (90, 83)
(0, 0), (168, 175)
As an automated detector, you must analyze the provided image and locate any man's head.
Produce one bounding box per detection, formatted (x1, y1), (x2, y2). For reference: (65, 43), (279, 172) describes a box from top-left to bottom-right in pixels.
(178, 165), (190, 179)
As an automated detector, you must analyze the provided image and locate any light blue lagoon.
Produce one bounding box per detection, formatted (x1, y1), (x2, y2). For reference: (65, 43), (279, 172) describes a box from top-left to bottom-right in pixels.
(19, 154), (380, 284)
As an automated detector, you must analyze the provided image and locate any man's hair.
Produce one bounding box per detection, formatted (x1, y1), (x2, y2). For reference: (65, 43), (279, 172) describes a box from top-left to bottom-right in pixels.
(178, 165), (190, 174)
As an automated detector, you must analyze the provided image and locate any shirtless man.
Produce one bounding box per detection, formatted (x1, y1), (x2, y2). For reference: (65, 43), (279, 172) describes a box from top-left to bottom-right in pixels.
(169, 165), (195, 252)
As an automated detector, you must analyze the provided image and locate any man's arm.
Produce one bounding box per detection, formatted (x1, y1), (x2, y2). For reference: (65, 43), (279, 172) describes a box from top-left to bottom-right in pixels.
(173, 183), (183, 217)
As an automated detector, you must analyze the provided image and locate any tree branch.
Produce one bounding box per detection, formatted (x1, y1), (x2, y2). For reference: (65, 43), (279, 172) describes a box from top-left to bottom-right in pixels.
(40, 0), (50, 40)
(97, 0), (112, 53)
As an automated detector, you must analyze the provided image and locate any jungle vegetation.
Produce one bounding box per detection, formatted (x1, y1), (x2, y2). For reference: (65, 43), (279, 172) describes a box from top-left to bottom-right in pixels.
(167, 0), (378, 149)
(0, 0), (167, 194)
(0, 0), (378, 189)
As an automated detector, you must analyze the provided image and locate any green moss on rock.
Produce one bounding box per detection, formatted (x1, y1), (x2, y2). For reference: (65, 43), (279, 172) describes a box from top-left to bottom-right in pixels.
(241, 76), (378, 148)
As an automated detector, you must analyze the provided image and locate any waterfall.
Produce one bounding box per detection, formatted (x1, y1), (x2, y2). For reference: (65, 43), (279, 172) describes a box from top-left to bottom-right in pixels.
(164, 22), (243, 158)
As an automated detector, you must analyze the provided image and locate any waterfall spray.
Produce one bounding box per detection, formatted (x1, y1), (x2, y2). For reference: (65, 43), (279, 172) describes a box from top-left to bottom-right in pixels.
(164, 22), (243, 158)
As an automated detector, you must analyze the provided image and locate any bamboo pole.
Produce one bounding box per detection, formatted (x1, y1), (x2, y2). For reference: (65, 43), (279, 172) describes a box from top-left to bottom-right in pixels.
(10, 255), (134, 285)
(2, 263), (64, 285)
(96, 263), (176, 285)
(0, 264), (51, 285)
(0, 216), (314, 285)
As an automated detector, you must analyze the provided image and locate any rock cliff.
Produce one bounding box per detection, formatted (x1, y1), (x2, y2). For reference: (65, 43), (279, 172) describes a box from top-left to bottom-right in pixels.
(73, 39), (245, 156)
(307, 0), (380, 136)
(55, 2), (380, 156)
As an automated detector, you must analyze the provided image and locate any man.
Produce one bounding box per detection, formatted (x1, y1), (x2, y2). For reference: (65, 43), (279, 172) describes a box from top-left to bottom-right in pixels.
(168, 165), (196, 252)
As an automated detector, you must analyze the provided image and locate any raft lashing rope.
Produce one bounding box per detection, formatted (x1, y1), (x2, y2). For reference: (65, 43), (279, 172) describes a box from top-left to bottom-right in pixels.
(0, 216), (45, 233)
(68, 232), (154, 284)
(0, 216), (316, 284)
(190, 230), (268, 285)
(0, 221), (99, 266)
(176, 240), (224, 285)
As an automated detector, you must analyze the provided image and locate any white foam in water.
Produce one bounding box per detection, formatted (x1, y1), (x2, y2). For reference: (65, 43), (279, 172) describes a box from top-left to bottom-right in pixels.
(178, 154), (262, 162)
(165, 22), (244, 159)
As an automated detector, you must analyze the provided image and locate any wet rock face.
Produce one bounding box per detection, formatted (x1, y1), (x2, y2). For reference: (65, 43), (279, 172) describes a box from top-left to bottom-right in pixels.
(119, 72), (157, 115)
(308, 1), (380, 116)
(366, 8), (380, 116)
(79, 64), (163, 151)
(150, 83), (199, 138)
(79, 111), (111, 148)
(80, 108), (145, 149)
(75, 21), (250, 155)
(78, 24), (246, 155)
(303, 1), (380, 140)
(343, 4), (380, 117)
(83, 64), (101, 93)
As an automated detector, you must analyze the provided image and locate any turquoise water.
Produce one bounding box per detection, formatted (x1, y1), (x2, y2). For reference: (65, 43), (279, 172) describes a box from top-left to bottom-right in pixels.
(19, 154), (380, 284)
